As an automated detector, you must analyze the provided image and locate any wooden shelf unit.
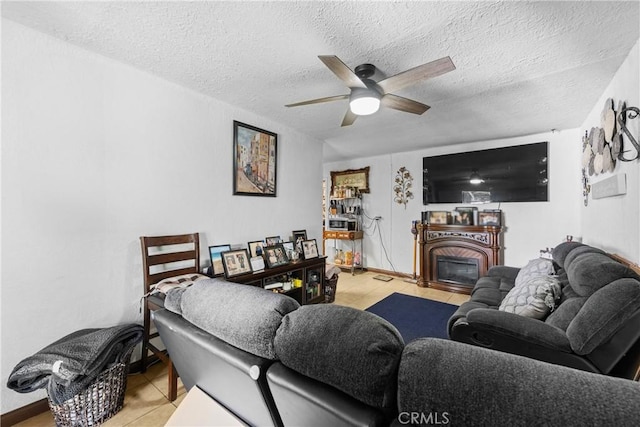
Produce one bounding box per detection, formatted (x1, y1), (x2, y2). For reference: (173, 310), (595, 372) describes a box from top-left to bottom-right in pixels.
(323, 230), (364, 275)
(226, 256), (326, 305)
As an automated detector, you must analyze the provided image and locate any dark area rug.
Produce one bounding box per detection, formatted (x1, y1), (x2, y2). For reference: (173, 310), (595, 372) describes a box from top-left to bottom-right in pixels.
(365, 292), (458, 342)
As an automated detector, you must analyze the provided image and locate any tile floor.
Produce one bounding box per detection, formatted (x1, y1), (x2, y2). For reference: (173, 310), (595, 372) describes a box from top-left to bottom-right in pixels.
(16, 271), (469, 426)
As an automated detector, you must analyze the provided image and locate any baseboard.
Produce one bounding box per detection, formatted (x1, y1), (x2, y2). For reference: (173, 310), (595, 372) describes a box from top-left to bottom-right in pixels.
(1, 398), (49, 427)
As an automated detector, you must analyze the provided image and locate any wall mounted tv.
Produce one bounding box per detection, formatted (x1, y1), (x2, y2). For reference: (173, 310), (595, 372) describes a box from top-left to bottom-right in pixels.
(423, 142), (548, 204)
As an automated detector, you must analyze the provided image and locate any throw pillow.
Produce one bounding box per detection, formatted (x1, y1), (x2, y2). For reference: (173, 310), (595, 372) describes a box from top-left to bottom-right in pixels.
(499, 275), (562, 320)
(514, 258), (555, 288)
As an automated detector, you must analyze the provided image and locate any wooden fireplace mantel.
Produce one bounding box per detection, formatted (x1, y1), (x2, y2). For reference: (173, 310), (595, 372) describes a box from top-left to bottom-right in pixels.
(417, 223), (503, 294)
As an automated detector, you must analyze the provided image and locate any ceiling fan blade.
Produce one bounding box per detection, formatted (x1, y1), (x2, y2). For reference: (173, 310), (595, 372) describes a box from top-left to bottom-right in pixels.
(377, 56), (455, 94)
(341, 108), (358, 127)
(285, 94), (349, 108)
(319, 55), (368, 89)
(381, 94), (430, 115)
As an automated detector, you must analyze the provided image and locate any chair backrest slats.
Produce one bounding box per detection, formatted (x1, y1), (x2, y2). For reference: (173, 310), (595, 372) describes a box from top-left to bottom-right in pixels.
(147, 250), (198, 266)
(140, 233), (200, 292)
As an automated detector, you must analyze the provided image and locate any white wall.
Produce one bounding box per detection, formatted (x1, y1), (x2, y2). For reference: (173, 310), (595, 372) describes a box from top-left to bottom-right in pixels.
(580, 39), (640, 263)
(1, 20), (323, 413)
(324, 130), (582, 274)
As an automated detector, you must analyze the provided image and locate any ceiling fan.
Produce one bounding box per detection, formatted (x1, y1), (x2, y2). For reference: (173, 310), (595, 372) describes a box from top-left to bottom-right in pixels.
(285, 55), (455, 126)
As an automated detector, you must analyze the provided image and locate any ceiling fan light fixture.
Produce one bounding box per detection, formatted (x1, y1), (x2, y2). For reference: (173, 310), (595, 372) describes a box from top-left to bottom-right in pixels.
(349, 88), (380, 116)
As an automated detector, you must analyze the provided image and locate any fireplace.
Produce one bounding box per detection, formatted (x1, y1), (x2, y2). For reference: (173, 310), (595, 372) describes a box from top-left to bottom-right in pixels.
(436, 256), (479, 286)
(418, 224), (502, 294)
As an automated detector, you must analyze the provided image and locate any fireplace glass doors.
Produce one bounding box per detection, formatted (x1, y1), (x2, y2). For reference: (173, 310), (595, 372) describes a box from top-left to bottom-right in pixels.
(436, 255), (479, 286)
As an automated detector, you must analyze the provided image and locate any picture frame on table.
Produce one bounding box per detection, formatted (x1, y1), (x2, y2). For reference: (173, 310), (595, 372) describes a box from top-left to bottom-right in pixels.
(263, 243), (290, 268)
(265, 236), (281, 246)
(292, 230), (307, 252)
(282, 241), (295, 260)
(208, 244), (231, 276)
(454, 207), (475, 225)
(291, 229), (307, 242)
(427, 211), (451, 225)
(478, 210), (502, 226)
(221, 249), (253, 278)
(233, 121), (277, 197)
(301, 239), (319, 259)
(248, 240), (265, 258)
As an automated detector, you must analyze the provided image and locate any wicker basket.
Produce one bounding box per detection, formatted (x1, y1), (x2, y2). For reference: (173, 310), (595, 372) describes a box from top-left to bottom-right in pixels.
(325, 275), (339, 303)
(47, 356), (130, 426)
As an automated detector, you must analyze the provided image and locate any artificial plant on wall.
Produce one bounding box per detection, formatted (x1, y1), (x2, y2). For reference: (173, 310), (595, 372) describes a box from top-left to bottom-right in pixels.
(393, 167), (414, 209)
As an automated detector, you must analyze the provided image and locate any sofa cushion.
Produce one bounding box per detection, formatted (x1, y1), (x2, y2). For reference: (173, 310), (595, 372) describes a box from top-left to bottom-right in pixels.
(470, 287), (504, 306)
(545, 297), (587, 331)
(552, 242), (585, 268)
(274, 304), (404, 409)
(563, 245), (606, 271)
(567, 253), (640, 297)
(180, 279), (300, 360)
(499, 275), (561, 320)
(566, 278), (640, 354)
(514, 258), (554, 288)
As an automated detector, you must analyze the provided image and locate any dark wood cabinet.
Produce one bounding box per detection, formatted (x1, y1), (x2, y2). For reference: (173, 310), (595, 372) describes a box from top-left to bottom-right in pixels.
(417, 224), (502, 294)
(227, 257), (326, 305)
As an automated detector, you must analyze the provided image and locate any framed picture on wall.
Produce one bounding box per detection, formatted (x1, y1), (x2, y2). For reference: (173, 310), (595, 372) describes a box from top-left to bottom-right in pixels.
(330, 167), (370, 195)
(233, 121), (277, 197)
(221, 249), (253, 278)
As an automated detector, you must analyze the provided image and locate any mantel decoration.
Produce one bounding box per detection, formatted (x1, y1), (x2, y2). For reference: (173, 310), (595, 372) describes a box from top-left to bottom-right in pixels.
(233, 121), (277, 197)
(393, 167), (414, 209)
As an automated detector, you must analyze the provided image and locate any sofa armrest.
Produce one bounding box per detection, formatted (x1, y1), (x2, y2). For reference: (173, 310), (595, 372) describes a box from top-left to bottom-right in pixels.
(396, 338), (640, 426)
(487, 265), (520, 282)
(464, 308), (571, 352)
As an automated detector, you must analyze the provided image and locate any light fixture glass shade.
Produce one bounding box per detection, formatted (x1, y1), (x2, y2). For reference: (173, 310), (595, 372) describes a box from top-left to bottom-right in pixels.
(349, 88), (381, 116)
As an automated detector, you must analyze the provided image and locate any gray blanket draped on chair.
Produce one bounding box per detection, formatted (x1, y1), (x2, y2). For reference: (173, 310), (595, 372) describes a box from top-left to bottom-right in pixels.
(7, 323), (143, 404)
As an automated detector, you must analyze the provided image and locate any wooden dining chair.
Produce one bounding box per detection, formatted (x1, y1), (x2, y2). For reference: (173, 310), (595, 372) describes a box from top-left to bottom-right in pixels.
(140, 233), (200, 401)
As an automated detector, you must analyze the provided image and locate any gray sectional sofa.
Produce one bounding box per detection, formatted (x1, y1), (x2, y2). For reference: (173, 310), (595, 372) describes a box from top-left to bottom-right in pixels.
(448, 241), (640, 379)
(154, 277), (640, 426)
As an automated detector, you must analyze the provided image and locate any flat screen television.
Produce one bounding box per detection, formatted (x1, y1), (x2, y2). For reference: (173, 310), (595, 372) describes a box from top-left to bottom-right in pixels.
(423, 142), (548, 204)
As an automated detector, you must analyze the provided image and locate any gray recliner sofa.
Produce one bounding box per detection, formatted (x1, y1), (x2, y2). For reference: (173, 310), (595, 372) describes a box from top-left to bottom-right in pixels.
(154, 277), (640, 426)
(448, 241), (640, 379)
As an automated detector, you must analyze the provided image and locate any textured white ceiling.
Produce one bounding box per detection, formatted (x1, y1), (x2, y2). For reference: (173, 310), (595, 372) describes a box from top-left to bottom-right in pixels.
(3, 1), (639, 162)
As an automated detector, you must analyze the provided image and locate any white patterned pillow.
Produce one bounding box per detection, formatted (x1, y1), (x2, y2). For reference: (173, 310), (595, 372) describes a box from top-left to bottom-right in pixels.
(499, 275), (562, 320)
(151, 273), (209, 294)
(514, 258), (555, 287)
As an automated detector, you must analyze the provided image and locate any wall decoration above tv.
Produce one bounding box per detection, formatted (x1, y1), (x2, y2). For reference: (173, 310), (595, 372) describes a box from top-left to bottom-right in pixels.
(423, 142), (548, 204)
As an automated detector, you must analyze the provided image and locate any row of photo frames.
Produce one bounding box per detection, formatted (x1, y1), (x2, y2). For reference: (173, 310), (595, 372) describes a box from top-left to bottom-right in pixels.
(208, 230), (320, 279)
(424, 208), (502, 226)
